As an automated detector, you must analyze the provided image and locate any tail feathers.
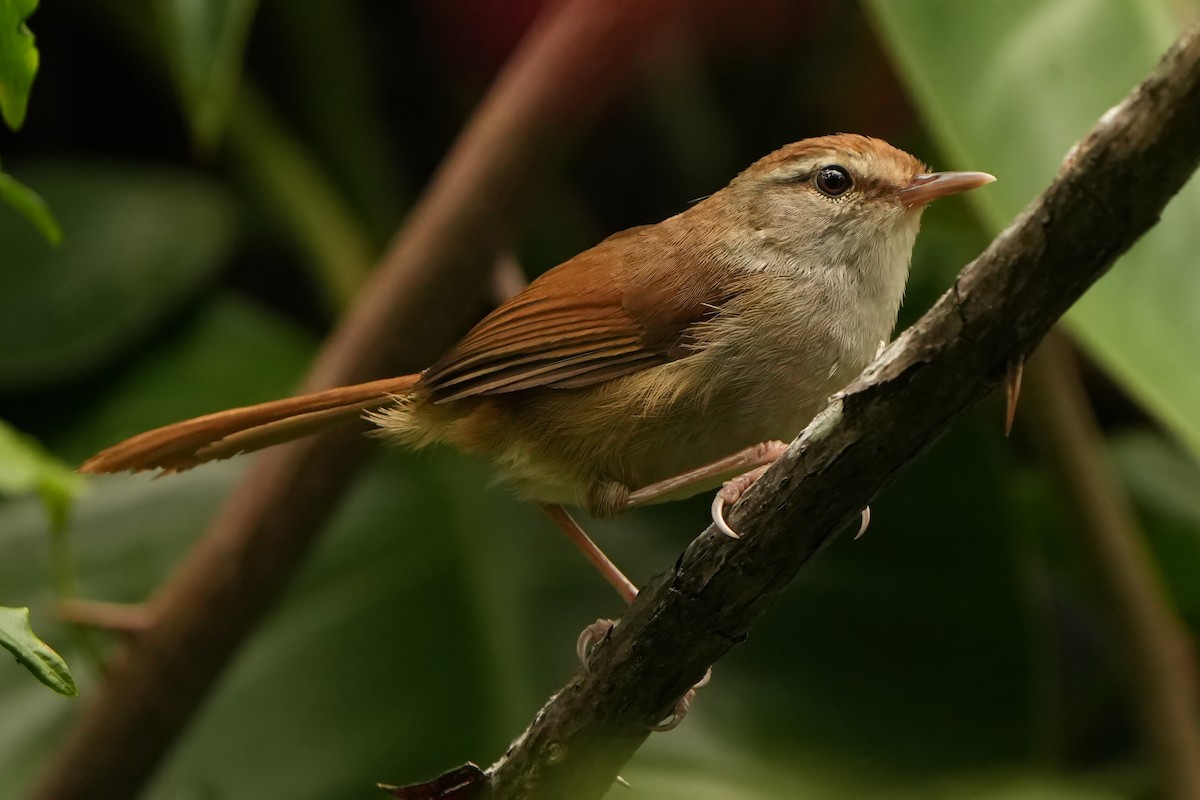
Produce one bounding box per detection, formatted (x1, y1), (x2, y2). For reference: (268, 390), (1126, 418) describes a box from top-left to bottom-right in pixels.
(80, 374), (420, 475)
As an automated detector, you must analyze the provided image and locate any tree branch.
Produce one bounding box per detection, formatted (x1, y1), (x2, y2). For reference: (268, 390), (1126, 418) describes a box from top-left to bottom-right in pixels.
(31, 2), (686, 799)
(477, 25), (1200, 800)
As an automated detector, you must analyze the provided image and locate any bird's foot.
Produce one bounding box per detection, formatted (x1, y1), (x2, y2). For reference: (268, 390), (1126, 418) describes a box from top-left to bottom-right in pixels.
(576, 618), (617, 670)
(650, 667), (713, 732)
(577, 618), (712, 732)
(711, 464), (771, 539)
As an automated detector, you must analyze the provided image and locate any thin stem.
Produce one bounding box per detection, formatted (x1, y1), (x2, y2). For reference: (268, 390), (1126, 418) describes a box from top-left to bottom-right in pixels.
(542, 504), (638, 604)
(41, 494), (106, 669)
(1022, 331), (1200, 800)
(226, 83), (377, 312)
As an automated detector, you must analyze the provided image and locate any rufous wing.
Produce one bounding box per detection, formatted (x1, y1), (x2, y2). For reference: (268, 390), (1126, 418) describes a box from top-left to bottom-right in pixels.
(83, 223), (737, 473)
(420, 225), (734, 402)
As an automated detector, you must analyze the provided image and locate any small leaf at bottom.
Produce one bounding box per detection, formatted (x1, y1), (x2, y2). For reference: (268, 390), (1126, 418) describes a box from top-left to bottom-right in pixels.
(0, 606), (76, 696)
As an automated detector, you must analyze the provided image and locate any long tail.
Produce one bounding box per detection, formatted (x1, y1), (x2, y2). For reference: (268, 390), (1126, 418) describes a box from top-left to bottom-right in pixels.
(80, 374), (421, 475)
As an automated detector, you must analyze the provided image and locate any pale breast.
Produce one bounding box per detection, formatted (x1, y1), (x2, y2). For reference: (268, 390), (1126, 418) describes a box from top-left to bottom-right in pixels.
(479, 267), (896, 509)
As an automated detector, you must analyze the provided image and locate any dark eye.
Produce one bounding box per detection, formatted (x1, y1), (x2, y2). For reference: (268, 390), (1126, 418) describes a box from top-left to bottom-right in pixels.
(815, 165), (853, 197)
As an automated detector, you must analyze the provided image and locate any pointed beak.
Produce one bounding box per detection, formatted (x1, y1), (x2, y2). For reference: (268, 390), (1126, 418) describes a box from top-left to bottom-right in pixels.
(897, 171), (996, 208)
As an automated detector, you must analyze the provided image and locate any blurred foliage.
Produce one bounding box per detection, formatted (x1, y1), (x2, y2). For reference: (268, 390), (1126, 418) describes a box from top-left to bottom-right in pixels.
(0, 0), (60, 243)
(0, 1), (1197, 799)
(0, 418), (80, 514)
(155, 0), (258, 150)
(0, 419), (79, 694)
(0, 162), (237, 390)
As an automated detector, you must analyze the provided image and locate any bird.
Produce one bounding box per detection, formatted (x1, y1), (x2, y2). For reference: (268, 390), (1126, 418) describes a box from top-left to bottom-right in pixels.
(81, 134), (994, 606)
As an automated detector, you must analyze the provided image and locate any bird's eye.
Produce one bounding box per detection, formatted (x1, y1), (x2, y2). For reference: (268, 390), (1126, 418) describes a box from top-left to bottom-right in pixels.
(815, 165), (853, 197)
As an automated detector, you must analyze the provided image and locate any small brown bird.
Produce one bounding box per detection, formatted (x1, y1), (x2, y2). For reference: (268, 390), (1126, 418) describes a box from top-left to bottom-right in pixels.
(82, 134), (993, 603)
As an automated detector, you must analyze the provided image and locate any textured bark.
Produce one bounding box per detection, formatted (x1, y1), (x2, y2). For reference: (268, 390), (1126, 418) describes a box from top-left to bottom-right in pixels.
(476, 25), (1200, 800)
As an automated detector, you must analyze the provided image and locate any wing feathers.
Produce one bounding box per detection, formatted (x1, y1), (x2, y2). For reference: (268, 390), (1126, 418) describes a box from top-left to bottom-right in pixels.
(419, 230), (734, 402)
(435, 344), (654, 402)
(430, 336), (640, 392)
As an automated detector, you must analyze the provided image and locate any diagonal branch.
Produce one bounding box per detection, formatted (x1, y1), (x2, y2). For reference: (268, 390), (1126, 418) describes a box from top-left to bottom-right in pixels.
(31, 2), (686, 799)
(478, 24), (1200, 800)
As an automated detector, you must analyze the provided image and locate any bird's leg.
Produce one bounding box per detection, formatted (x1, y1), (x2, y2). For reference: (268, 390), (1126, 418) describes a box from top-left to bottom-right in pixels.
(542, 504), (711, 732)
(540, 505), (635, 688)
(625, 440), (789, 539)
(625, 440), (788, 509)
(628, 439), (870, 540)
(541, 503), (638, 604)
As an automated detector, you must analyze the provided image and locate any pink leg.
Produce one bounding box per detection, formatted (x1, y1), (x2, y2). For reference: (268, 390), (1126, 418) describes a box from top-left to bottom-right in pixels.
(626, 440), (788, 507)
(544, 501), (715, 733)
(541, 504), (638, 604)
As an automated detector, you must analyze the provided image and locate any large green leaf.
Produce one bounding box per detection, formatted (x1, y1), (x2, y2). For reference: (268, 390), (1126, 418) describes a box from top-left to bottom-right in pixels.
(0, 0), (39, 130)
(0, 161), (237, 390)
(156, 0), (258, 149)
(0, 606), (75, 696)
(869, 0), (1200, 458)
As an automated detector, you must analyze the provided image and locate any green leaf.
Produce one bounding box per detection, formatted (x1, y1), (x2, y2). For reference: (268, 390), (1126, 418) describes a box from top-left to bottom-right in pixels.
(0, 167), (61, 244)
(0, 160), (238, 390)
(0, 419), (82, 525)
(869, 0), (1200, 459)
(0, 607), (75, 696)
(156, 0), (258, 149)
(0, 0), (40, 130)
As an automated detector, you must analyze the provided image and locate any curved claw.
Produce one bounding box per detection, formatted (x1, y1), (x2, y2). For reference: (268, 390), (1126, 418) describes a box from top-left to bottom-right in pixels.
(855, 506), (871, 540)
(576, 618), (616, 670)
(650, 667), (713, 732)
(710, 492), (740, 539)
(709, 464), (773, 540)
(651, 692), (694, 732)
